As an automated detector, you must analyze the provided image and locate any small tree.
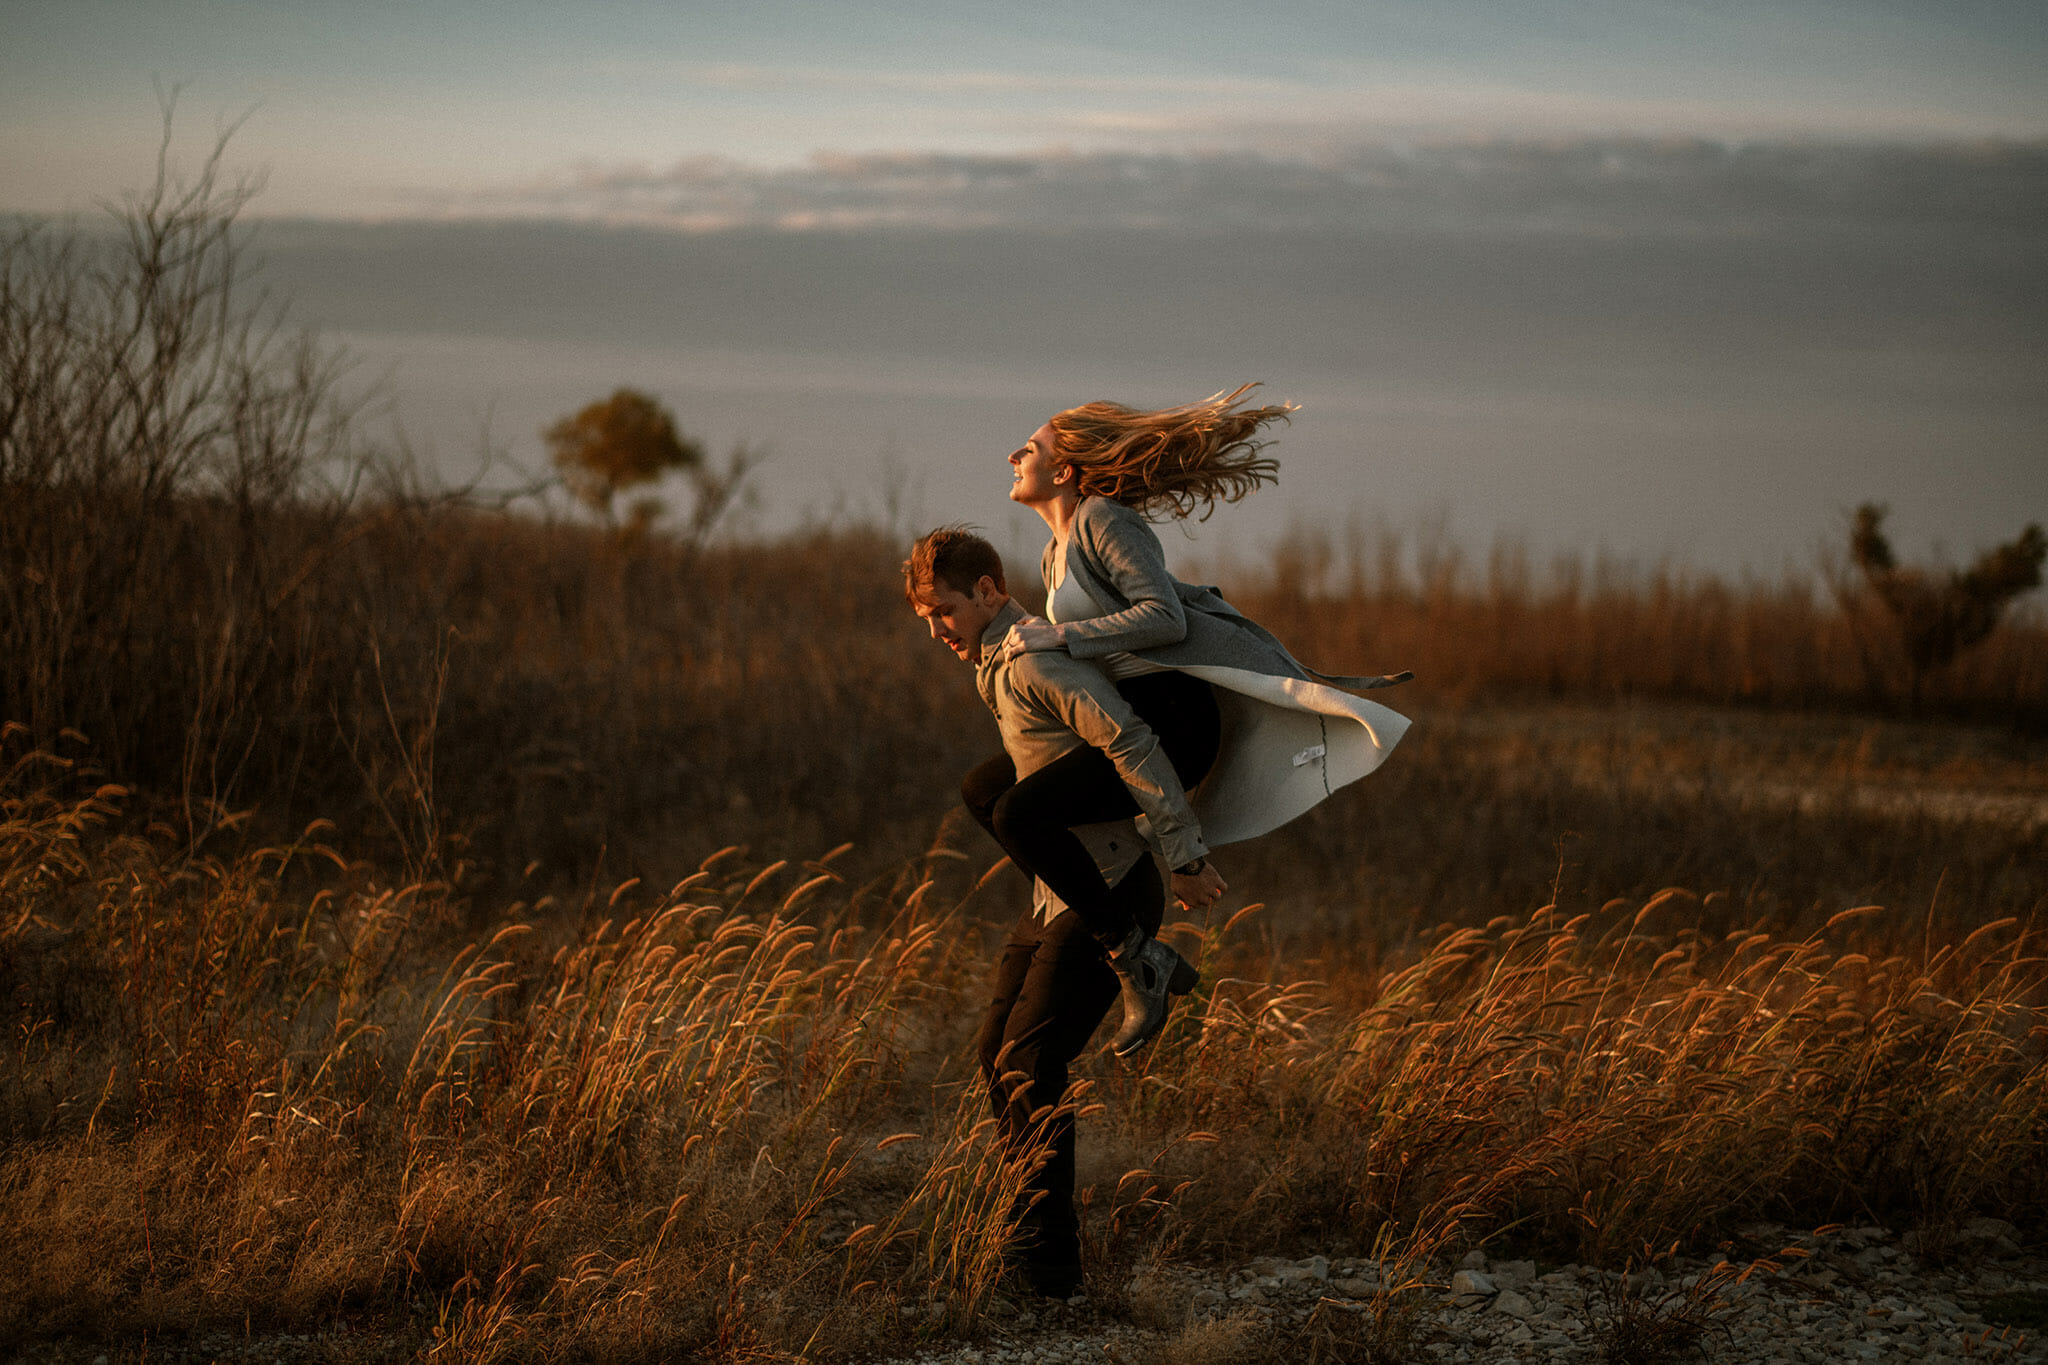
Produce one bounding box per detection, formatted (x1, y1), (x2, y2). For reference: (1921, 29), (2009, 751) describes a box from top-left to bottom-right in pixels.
(1844, 502), (2045, 706)
(544, 388), (704, 527)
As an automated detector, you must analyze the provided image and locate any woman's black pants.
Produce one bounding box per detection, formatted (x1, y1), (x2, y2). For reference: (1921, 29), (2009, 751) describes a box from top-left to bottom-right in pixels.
(960, 669), (1221, 950)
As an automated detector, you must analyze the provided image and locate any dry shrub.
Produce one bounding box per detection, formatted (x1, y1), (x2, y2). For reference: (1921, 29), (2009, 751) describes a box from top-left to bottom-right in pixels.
(1153, 1309), (1266, 1365)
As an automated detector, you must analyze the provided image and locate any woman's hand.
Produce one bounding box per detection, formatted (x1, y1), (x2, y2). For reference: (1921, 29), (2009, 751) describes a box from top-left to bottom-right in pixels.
(1003, 617), (1067, 659)
(1171, 860), (1227, 911)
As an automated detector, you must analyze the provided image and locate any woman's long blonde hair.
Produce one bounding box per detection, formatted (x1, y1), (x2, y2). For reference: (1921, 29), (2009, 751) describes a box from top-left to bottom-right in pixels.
(1048, 383), (1293, 520)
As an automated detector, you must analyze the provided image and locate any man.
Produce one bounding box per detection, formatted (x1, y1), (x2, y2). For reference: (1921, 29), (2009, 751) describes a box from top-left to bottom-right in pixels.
(904, 526), (1225, 1298)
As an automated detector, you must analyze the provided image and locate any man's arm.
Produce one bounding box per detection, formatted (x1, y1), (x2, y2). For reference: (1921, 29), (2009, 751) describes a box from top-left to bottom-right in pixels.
(1009, 653), (1208, 872)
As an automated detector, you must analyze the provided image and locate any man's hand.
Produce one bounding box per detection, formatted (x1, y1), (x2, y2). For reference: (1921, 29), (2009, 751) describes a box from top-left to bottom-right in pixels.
(1003, 617), (1066, 659)
(1171, 860), (1226, 911)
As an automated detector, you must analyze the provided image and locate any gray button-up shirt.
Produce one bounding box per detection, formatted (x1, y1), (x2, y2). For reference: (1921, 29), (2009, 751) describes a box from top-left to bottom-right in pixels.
(973, 600), (1208, 871)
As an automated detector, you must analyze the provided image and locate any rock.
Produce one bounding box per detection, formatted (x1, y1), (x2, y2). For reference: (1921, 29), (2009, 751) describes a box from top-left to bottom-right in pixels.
(1958, 1217), (2022, 1256)
(1459, 1249), (1489, 1270)
(1493, 1289), (1533, 1320)
(1450, 1269), (1496, 1296)
(1490, 1258), (1536, 1289)
(838, 1229), (2048, 1365)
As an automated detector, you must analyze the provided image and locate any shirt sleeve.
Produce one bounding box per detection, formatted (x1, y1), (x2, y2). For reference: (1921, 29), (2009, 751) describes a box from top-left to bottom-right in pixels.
(1012, 654), (1208, 869)
(1051, 502), (1189, 659)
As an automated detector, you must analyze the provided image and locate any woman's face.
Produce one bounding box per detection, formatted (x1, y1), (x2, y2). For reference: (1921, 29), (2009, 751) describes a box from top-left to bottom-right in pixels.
(1007, 421), (1066, 506)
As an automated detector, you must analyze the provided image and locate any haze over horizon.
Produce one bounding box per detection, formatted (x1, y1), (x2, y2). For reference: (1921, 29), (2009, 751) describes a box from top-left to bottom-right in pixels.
(4, 1), (2043, 578)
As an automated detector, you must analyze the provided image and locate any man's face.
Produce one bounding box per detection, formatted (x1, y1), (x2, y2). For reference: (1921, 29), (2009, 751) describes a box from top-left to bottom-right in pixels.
(912, 576), (1002, 664)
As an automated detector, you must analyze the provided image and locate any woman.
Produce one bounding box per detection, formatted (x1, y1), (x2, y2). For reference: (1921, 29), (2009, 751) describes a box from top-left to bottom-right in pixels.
(989, 381), (1410, 912)
(957, 385), (1407, 1296)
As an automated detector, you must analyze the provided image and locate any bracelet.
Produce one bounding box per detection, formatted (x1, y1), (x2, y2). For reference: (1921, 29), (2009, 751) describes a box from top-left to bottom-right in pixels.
(1174, 857), (1207, 877)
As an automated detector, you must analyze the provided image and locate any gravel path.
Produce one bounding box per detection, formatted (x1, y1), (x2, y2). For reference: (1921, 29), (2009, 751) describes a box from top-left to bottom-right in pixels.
(888, 1220), (2046, 1364)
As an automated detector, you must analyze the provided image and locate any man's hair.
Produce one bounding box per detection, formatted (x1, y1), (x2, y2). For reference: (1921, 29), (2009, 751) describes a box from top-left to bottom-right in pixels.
(904, 525), (1006, 603)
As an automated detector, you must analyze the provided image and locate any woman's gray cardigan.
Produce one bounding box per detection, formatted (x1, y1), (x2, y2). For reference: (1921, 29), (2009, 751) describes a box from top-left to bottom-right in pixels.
(1043, 495), (1409, 847)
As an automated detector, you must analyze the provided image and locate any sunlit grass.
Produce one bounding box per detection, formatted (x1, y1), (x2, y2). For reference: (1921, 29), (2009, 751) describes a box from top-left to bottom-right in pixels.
(3, 746), (2041, 1361)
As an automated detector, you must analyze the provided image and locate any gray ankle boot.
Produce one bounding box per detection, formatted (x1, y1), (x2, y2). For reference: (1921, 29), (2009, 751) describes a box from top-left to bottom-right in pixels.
(1108, 932), (1199, 1056)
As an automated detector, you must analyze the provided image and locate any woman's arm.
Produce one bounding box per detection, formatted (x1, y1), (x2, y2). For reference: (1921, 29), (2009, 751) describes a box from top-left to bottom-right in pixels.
(1043, 500), (1189, 659)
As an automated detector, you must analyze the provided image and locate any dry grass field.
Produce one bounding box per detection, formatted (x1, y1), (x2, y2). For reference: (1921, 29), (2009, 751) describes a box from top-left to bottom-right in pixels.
(4, 155), (2045, 1363)
(2, 687), (2044, 1362)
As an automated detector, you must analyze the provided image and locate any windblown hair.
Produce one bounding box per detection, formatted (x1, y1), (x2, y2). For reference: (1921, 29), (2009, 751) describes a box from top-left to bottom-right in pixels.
(1047, 382), (1293, 520)
(903, 525), (1007, 603)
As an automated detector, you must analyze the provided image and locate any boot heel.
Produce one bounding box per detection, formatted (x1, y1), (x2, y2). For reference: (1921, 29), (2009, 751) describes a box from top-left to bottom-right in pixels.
(1168, 953), (1199, 995)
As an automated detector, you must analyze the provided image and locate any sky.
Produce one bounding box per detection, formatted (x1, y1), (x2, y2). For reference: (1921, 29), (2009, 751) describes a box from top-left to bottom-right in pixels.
(4, 1), (2045, 578)
(6, 0), (2047, 217)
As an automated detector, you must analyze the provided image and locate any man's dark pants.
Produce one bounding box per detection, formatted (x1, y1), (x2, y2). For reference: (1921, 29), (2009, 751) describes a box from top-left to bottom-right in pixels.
(970, 863), (1164, 1282)
(959, 671), (1220, 1281)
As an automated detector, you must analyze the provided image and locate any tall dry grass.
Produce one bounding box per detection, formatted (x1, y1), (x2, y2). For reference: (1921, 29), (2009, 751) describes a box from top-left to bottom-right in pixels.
(0, 738), (1025, 1359)
(2, 744), (2042, 1360)
(1235, 518), (2048, 723)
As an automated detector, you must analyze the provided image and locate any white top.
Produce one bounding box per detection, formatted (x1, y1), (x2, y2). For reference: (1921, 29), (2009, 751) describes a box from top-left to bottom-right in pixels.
(1047, 533), (1166, 680)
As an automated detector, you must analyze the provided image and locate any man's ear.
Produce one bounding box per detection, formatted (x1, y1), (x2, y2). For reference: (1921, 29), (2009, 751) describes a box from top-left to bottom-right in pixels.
(974, 574), (1003, 604)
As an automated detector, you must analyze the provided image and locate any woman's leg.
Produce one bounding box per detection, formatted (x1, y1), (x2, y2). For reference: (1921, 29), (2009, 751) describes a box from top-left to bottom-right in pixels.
(988, 745), (1152, 948)
(961, 752), (1017, 842)
(1115, 671), (1221, 792)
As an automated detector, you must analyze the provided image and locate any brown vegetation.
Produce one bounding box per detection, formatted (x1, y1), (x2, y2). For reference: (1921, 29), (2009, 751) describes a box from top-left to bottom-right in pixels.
(544, 386), (758, 541)
(1, 745), (2042, 1360)
(1236, 516), (2047, 724)
(1843, 501), (2046, 708)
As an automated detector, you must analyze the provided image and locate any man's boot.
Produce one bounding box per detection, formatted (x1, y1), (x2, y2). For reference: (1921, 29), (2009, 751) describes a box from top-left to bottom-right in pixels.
(1107, 930), (1199, 1056)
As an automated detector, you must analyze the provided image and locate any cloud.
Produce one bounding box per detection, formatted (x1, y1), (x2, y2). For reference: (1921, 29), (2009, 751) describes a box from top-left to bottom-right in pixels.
(397, 138), (2047, 239)
(685, 63), (1288, 101)
(592, 53), (2046, 145)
